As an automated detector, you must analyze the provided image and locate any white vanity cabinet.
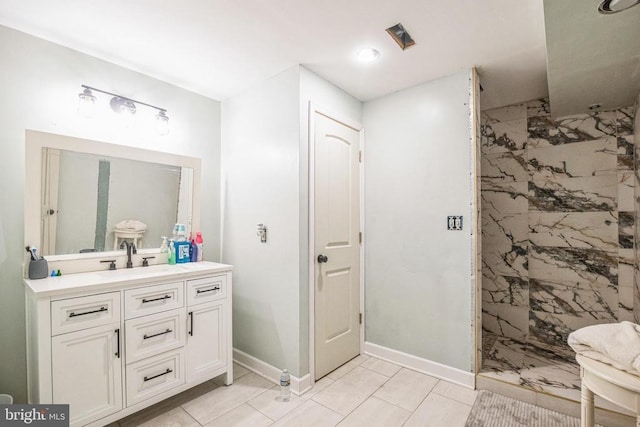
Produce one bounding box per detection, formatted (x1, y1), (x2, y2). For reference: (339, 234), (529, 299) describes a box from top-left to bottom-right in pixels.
(25, 262), (233, 427)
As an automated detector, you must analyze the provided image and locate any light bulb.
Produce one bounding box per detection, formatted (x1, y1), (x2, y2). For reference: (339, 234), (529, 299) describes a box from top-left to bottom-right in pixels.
(77, 88), (96, 118)
(156, 110), (170, 136)
(599, 0), (640, 13)
(110, 97), (136, 127)
(357, 48), (380, 62)
(110, 97), (136, 116)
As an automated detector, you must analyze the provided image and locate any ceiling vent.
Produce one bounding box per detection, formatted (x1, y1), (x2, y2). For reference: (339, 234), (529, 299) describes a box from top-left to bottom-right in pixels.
(385, 23), (415, 50)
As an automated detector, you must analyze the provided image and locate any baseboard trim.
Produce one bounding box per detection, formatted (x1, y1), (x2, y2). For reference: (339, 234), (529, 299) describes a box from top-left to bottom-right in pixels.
(233, 348), (312, 395)
(364, 342), (475, 389)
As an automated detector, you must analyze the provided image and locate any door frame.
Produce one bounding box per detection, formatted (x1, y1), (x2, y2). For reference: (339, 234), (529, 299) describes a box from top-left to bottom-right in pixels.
(41, 147), (61, 255)
(307, 102), (365, 385)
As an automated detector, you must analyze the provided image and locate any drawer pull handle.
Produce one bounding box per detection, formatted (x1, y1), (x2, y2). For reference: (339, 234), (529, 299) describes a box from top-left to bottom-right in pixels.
(196, 286), (220, 294)
(188, 311), (193, 336)
(115, 329), (121, 358)
(143, 329), (173, 340)
(144, 368), (173, 382)
(141, 295), (171, 304)
(69, 307), (107, 318)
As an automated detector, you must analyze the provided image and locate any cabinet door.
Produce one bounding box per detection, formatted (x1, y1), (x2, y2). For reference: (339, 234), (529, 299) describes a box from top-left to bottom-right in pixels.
(52, 323), (122, 427)
(186, 301), (226, 382)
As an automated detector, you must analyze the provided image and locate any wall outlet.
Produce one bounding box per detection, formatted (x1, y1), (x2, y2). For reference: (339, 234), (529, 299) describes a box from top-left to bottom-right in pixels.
(447, 215), (463, 230)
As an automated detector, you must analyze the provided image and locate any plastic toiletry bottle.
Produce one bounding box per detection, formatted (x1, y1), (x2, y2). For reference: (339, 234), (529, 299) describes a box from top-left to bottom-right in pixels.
(172, 223), (180, 241)
(168, 240), (176, 265)
(190, 239), (198, 262)
(173, 223), (186, 241)
(280, 369), (290, 402)
(160, 236), (168, 254)
(195, 232), (204, 262)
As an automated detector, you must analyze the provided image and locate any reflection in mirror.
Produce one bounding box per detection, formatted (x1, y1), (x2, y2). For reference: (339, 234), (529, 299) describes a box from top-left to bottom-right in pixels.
(41, 148), (193, 256)
(26, 131), (201, 264)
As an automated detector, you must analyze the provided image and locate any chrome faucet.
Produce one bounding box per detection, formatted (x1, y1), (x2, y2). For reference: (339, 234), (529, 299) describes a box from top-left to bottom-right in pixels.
(120, 241), (137, 268)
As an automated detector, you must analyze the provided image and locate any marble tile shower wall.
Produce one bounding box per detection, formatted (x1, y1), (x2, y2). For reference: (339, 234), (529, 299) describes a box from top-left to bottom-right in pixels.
(481, 98), (637, 352)
(634, 93), (640, 327)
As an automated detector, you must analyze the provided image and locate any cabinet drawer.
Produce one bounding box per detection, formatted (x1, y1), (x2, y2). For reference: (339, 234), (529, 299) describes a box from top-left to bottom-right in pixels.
(125, 309), (186, 364)
(124, 282), (184, 319)
(126, 349), (185, 407)
(187, 275), (226, 306)
(51, 292), (120, 336)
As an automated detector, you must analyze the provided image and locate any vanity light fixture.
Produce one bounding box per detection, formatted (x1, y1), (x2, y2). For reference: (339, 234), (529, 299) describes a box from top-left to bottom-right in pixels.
(598, 0), (640, 13)
(77, 85), (170, 135)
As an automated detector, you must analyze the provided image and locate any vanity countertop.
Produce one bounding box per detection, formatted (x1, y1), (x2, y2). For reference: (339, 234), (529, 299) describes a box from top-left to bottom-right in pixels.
(24, 261), (233, 298)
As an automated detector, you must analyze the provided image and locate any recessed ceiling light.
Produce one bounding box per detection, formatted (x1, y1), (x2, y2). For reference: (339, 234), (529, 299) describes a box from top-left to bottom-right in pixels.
(357, 48), (380, 62)
(598, 0), (640, 14)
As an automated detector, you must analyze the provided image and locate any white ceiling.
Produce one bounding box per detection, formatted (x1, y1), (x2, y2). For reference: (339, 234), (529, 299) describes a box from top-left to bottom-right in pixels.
(0, 0), (549, 109)
(544, 0), (640, 117)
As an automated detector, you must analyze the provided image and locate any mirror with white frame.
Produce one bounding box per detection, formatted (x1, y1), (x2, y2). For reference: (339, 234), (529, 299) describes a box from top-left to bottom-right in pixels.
(25, 130), (201, 261)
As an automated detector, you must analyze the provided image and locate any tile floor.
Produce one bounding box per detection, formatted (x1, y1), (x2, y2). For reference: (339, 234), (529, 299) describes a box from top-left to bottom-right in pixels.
(480, 334), (581, 401)
(480, 334), (632, 416)
(111, 354), (479, 427)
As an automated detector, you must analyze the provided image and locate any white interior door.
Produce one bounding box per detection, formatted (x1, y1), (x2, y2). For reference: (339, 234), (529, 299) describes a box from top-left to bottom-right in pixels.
(314, 110), (361, 380)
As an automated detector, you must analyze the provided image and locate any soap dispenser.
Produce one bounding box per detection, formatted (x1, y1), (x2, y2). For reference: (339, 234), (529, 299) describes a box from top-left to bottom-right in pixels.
(168, 239), (176, 265)
(160, 236), (168, 254)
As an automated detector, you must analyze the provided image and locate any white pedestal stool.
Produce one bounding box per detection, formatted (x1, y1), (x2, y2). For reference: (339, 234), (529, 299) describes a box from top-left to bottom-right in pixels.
(112, 229), (145, 251)
(577, 354), (640, 427)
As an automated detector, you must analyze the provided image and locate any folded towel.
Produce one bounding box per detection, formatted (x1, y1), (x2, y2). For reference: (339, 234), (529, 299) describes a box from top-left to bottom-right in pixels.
(114, 219), (147, 232)
(568, 321), (640, 375)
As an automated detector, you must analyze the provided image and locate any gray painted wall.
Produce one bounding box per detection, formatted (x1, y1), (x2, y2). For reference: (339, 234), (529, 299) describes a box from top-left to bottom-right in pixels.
(363, 70), (475, 372)
(222, 66), (362, 377)
(0, 25), (221, 402)
(222, 66), (302, 376)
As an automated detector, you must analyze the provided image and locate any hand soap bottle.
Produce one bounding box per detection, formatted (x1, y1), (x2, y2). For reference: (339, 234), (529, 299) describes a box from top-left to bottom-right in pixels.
(168, 239), (176, 265)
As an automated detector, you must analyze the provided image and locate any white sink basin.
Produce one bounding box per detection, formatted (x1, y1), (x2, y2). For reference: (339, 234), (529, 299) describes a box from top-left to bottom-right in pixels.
(95, 264), (185, 279)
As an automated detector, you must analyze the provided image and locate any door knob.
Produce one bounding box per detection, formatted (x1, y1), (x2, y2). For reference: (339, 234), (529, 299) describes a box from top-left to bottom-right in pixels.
(317, 254), (328, 263)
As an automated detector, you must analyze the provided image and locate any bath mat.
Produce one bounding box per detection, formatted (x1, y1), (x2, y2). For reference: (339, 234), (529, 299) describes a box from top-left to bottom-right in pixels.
(465, 390), (599, 427)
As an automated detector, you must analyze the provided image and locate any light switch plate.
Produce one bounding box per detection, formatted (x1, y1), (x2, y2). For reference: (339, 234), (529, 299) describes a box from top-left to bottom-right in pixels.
(447, 215), (463, 231)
